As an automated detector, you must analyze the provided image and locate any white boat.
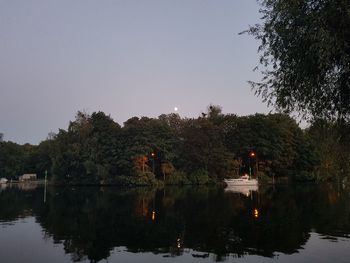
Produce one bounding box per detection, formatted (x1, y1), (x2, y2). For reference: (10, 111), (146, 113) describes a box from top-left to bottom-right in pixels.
(224, 175), (258, 186)
(0, 178), (8, 184)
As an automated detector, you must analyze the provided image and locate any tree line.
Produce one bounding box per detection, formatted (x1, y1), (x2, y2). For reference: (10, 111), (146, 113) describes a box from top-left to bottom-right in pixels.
(1, 106), (349, 185)
(245, 0), (350, 122)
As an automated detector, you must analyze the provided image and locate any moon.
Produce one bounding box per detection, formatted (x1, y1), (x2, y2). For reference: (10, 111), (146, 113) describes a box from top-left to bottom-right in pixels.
(174, 107), (178, 112)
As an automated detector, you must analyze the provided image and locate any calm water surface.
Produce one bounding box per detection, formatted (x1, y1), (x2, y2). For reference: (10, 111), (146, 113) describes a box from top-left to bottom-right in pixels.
(1, 183), (350, 263)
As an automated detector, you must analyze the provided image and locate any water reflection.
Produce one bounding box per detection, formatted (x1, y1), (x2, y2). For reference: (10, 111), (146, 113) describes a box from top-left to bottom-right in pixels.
(224, 185), (258, 196)
(0, 184), (350, 262)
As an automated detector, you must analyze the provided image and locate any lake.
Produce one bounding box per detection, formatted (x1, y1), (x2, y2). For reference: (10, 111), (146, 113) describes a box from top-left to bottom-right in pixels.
(1, 183), (350, 263)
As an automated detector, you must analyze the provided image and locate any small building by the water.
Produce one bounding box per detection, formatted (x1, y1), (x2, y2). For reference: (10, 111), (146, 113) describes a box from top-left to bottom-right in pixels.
(19, 174), (37, 181)
(0, 178), (8, 184)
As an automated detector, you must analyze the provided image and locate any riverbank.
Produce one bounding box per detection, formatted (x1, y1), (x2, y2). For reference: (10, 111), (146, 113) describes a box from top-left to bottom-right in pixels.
(1, 170), (323, 187)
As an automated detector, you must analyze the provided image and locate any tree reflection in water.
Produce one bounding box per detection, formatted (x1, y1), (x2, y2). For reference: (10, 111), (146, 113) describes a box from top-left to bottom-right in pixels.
(1, 184), (350, 262)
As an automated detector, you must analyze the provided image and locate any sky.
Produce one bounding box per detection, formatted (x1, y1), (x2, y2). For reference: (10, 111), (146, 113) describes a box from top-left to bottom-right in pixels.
(0, 0), (269, 145)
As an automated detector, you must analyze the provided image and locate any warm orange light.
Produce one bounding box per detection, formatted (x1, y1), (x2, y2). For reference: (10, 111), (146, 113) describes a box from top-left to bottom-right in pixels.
(253, 208), (259, 218)
(151, 152), (155, 157)
(250, 152), (256, 157)
(152, 210), (156, 221)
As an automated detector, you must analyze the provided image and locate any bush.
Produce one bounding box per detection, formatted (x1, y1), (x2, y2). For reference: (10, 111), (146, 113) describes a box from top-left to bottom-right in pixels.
(187, 169), (210, 185)
(164, 171), (191, 185)
(104, 173), (160, 186)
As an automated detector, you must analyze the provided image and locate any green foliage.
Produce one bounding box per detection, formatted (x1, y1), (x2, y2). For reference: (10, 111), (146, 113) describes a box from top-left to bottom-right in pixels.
(221, 113), (319, 179)
(245, 0), (350, 121)
(178, 117), (233, 180)
(306, 120), (350, 180)
(187, 169), (210, 185)
(106, 173), (159, 186)
(163, 171), (191, 185)
(0, 141), (25, 177)
(2, 106), (337, 184)
(119, 116), (180, 177)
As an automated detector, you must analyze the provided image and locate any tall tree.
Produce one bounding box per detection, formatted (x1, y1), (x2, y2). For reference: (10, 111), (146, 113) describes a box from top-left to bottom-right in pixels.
(245, 0), (350, 121)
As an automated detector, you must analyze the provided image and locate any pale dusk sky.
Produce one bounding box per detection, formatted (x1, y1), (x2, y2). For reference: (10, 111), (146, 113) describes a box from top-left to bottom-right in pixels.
(0, 0), (269, 144)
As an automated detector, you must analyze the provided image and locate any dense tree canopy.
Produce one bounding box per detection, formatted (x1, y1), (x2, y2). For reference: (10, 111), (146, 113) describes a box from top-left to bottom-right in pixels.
(245, 0), (350, 121)
(4, 107), (347, 183)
